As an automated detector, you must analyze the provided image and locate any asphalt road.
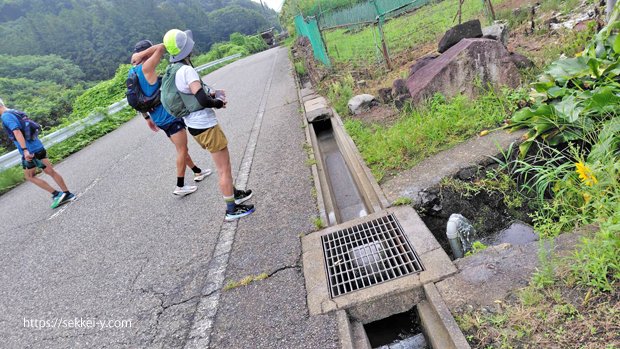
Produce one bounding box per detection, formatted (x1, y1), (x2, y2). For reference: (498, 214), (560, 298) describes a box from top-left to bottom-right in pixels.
(0, 47), (338, 348)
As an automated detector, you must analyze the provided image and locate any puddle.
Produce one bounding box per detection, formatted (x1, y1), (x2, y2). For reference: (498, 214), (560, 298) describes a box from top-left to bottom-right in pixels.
(364, 307), (426, 348)
(482, 221), (538, 246)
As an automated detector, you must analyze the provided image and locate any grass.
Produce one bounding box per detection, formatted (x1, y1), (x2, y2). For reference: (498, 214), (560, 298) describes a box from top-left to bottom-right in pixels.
(392, 196), (412, 206)
(0, 107), (137, 194)
(345, 89), (520, 182)
(223, 273), (269, 291)
(294, 60), (307, 76)
(323, 0), (507, 65)
(312, 216), (325, 230)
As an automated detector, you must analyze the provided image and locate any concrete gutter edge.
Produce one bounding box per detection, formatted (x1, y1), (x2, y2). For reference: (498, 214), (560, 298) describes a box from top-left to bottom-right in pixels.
(422, 283), (471, 349)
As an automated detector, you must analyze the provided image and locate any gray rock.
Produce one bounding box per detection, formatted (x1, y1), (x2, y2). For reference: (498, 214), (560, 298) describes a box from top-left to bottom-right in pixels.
(407, 38), (521, 105)
(509, 52), (535, 69)
(348, 94), (376, 115)
(438, 19), (483, 53)
(457, 166), (478, 180)
(392, 79), (409, 96)
(377, 87), (393, 104)
(482, 22), (509, 46)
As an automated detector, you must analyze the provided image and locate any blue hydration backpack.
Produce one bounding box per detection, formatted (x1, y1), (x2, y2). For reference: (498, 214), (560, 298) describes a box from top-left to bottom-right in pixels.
(3, 109), (42, 141)
(126, 68), (162, 113)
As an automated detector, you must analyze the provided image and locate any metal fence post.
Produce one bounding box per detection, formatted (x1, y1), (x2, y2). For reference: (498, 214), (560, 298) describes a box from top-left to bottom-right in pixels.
(372, 1), (393, 70)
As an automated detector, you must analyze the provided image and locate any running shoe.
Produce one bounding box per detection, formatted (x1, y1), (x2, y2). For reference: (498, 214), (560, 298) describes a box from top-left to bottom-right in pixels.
(173, 185), (198, 196)
(50, 192), (67, 209)
(193, 169), (213, 182)
(225, 204), (255, 221)
(234, 188), (253, 205)
(57, 192), (77, 207)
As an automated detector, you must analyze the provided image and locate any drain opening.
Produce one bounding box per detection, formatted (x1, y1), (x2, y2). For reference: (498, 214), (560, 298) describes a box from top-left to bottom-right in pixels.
(364, 307), (427, 348)
(321, 214), (424, 298)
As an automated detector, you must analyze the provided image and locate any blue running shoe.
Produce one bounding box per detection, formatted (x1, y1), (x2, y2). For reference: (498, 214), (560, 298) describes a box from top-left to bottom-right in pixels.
(57, 192), (77, 207)
(51, 192), (67, 209)
(225, 204), (255, 221)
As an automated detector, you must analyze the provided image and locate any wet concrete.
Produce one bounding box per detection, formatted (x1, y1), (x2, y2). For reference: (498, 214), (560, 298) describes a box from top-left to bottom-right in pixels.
(315, 122), (367, 222)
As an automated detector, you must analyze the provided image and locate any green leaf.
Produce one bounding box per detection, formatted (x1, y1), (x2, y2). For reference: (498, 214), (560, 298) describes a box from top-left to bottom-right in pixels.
(546, 57), (590, 84)
(533, 80), (555, 93)
(584, 86), (620, 115)
(547, 86), (567, 98)
(613, 34), (620, 53)
(554, 96), (582, 123)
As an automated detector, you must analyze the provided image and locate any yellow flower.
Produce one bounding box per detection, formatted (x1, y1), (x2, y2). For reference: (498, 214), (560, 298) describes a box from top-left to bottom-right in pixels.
(575, 162), (598, 187)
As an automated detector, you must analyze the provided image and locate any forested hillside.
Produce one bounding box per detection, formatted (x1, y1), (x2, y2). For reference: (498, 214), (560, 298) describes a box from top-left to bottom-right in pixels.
(0, 0), (279, 80)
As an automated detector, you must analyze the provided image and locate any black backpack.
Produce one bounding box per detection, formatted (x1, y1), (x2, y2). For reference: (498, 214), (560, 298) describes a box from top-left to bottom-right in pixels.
(126, 68), (162, 113)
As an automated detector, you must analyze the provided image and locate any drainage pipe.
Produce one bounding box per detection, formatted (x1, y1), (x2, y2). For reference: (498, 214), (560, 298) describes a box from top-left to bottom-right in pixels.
(446, 217), (464, 259)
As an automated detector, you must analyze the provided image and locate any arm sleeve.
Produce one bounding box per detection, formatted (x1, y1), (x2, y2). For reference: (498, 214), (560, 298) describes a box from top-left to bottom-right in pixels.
(194, 88), (224, 108)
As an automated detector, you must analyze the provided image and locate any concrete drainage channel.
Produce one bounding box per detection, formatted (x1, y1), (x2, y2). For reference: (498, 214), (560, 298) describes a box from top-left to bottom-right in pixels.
(297, 84), (470, 349)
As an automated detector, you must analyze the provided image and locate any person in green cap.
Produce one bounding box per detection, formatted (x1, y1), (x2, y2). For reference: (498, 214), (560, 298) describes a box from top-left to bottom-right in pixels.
(129, 39), (212, 196)
(161, 29), (254, 221)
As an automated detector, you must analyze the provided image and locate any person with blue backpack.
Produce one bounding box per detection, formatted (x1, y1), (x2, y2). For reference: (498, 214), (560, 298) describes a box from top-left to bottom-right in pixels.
(129, 39), (212, 196)
(0, 97), (76, 208)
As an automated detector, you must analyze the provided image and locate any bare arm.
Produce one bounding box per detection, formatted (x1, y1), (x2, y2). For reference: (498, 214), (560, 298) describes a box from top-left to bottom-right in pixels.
(12, 130), (31, 159)
(131, 44), (165, 84)
(141, 113), (159, 132)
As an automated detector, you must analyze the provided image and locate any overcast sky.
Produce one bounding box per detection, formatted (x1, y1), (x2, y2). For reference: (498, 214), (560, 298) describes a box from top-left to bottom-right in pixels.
(252, 0), (284, 12)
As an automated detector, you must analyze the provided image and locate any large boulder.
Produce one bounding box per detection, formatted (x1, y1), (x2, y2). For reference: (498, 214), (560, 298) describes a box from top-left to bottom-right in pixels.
(482, 22), (509, 46)
(348, 94), (377, 115)
(438, 19), (483, 53)
(409, 54), (440, 77)
(406, 38), (521, 105)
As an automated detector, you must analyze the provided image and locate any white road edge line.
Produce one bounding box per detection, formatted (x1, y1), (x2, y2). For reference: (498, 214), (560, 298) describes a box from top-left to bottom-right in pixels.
(48, 150), (135, 220)
(184, 49), (280, 349)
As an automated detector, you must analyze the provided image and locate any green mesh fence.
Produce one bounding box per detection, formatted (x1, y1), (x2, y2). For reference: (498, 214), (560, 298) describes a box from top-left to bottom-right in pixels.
(295, 15), (331, 67)
(320, 0), (500, 68)
(319, 0), (429, 29)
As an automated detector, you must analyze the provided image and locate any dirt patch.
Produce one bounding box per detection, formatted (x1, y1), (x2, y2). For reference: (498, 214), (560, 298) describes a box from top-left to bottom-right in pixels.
(349, 105), (400, 127)
(458, 277), (620, 348)
(494, 0), (537, 12)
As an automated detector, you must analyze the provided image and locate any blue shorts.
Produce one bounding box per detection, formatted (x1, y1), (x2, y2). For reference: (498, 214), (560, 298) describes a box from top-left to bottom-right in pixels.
(22, 149), (48, 170)
(159, 118), (186, 138)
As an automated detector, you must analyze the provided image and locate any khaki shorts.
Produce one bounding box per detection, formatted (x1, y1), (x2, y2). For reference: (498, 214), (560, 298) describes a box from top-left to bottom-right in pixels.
(193, 124), (228, 153)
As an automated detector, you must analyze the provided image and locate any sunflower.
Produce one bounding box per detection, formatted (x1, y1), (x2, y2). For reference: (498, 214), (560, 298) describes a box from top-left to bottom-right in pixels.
(575, 162), (598, 187)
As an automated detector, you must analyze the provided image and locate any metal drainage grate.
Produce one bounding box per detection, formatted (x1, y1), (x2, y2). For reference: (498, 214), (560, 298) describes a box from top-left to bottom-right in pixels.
(321, 214), (424, 298)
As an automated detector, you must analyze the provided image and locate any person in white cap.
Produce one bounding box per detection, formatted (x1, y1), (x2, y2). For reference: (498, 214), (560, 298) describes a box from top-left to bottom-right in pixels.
(161, 29), (254, 221)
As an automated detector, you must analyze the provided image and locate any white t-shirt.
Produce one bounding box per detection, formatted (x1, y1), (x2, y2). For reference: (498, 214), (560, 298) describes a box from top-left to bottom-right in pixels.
(175, 65), (217, 129)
